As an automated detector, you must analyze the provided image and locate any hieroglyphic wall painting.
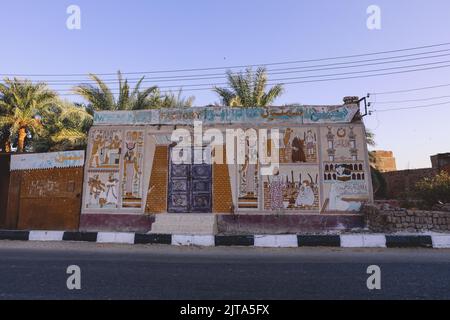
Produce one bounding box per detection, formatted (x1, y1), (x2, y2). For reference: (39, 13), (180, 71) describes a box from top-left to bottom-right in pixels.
(88, 129), (123, 169)
(122, 130), (144, 208)
(263, 166), (320, 212)
(321, 126), (361, 162)
(237, 133), (259, 209)
(320, 125), (370, 211)
(86, 171), (120, 209)
(82, 111), (372, 214)
(85, 129), (123, 210)
(280, 127), (318, 164)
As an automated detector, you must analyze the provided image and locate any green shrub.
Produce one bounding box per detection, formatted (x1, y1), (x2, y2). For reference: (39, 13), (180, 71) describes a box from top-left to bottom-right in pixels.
(415, 172), (450, 207)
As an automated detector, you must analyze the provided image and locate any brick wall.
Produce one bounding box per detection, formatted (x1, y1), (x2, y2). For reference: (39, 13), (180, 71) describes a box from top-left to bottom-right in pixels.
(382, 168), (438, 199)
(145, 146), (168, 214)
(364, 205), (450, 233)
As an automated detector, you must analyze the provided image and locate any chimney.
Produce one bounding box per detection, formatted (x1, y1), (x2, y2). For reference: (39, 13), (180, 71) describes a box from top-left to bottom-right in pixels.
(343, 96), (359, 105)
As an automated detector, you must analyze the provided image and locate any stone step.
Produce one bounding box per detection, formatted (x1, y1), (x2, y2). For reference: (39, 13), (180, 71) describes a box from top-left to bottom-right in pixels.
(150, 214), (217, 235)
(153, 214), (216, 223)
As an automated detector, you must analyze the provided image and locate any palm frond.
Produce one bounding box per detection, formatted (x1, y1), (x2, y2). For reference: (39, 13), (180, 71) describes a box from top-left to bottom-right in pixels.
(213, 67), (284, 107)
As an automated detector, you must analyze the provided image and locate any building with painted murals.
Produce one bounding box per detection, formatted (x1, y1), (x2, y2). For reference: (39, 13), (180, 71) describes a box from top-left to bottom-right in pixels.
(79, 96), (374, 234)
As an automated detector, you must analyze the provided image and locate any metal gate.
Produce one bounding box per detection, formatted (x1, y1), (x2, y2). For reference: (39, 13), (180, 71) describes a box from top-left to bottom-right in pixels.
(168, 146), (212, 213)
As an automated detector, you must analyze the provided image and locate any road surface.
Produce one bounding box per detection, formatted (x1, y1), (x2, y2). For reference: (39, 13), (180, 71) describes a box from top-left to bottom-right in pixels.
(0, 241), (449, 299)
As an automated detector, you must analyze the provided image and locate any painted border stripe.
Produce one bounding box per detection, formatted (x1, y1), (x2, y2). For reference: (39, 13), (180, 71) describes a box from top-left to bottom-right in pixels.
(63, 231), (98, 242)
(298, 235), (341, 247)
(134, 233), (172, 245)
(385, 235), (432, 248)
(254, 235), (298, 248)
(172, 235), (215, 246)
(340, 235), (386, 248)
(29, 231), (64, 241)
(0, 230), (30, 241)
(215, 235), (254, 246)
(96, 232), (135, 244)
(431, 235), (450, 248)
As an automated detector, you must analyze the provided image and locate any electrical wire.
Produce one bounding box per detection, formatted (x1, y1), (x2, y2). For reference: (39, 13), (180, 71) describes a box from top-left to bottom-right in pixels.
(2, 41), (450, 77)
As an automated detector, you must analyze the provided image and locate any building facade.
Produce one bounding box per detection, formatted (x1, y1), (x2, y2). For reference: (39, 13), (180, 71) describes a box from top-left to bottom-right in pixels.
(80, 98), (373, 233)
(371, 150), (397, 172)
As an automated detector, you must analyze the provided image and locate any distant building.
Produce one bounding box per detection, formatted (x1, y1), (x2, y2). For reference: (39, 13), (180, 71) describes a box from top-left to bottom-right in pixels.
(381, 152), (450, 199)
(371, 150), (397, 172)
(430, 153), (450, 172)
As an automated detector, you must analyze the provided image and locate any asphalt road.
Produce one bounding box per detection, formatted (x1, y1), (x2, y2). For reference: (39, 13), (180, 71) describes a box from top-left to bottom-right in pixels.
(0, 241), (449, 300)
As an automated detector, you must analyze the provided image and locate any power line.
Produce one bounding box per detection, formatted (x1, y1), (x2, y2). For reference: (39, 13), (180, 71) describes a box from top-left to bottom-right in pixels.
(370, 83), (450, 95)
(49, 60), (450, 93)
(373, 95), (450, 104)
(373, 101), (450, 112)
(9, 48), (450, 85)
(23, 50), (450, 86)
(54, 62), (450, 96)
(2, 42), (450, 77)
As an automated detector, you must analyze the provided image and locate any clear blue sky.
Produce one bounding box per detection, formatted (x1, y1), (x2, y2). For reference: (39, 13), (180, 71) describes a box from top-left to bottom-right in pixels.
(1, 0), (450, 169)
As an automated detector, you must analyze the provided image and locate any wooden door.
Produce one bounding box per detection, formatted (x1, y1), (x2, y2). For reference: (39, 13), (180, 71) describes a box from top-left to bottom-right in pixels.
(168, 146), (212, 213)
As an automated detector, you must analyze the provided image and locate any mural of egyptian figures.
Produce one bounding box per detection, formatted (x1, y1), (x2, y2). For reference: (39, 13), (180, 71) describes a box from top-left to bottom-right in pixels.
(321, 125), (362, 162)
(86, 172), (119, 209)
(123, 150), (138, 194)
(238, 136), (259, 209)
(88, 174), (105, 206)
(268, 170), (285, 210)
(105, 173), (119, 205)
(305, 130), (316, 158)
(263, 166), (320, 211)
(89, 130), (123, 169)
(280, 128), (317, 163)
(122, 131), (144, 208)
(295, 181), (315, 207)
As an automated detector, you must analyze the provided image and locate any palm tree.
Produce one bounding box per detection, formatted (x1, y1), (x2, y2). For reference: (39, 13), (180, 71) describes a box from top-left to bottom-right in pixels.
(32, 100), (93, 152)
(152, 89), (195, 108)
(0, 78), (56, 152)
(365, 129), (388, 198)
(213, 67), (284, 107)
(52, 101), (93, 150)
(73, 71), (159, 111)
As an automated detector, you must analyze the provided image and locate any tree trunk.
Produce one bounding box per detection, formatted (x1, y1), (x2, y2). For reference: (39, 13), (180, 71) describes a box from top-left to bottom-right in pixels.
(18, 127), (27, 153)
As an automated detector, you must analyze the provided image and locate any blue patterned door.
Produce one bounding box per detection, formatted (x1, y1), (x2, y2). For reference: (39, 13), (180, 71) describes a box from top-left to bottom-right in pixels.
(168, 146), (212, 213)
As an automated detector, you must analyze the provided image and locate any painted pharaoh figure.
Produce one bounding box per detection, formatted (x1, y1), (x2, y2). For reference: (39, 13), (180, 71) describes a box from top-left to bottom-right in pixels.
(238, 137), (259, 209)
(105, 173), (119, 206)
(86, 172), (119, 209)
(122, 131), (144, 208)
(123, 143), (140, 196)
(281, 128), (317, 163)
(89, 130), (122, 168)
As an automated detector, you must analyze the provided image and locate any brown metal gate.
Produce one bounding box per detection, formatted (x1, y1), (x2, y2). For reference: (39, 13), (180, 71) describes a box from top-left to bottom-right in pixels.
(7, 167), (83, 231)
